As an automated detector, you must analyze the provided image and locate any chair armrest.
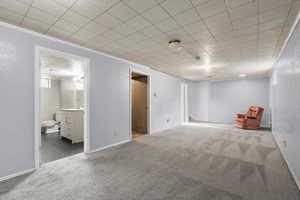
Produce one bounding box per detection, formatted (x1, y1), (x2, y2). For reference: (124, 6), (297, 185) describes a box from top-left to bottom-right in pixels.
(237, 114), (245, 118)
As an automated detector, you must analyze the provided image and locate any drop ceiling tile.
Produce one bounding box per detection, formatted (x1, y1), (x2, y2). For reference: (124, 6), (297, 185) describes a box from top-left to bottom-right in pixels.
(86, 36), (110, 48)
(156, 18), (180, 32)
(47, 27), (72, 39)
(0, 7), (24, 25)
(94, 13), (122, 28)
(116, 37), (138, 47)
(67, 36), (85, 45)
(150, 33), (171, 45)
(214, 30), (237, 41)
(225, 0), (253, 9)
(27, 7), (58, 25)
(32, 0), (67, 18)
(100, 30), (124, 41)
(166, 29), (194, 43)
(259, 18), (285, 32)
(52, 19), (80, 33)
(161, 0), (192, 16)
(86, 0), (121, 10)
(22, 17), (51, 33)
(72, 0), (106, 19)
(235, 24), (258, 37)
(0, 0), (29, 15)
(125, 32), (148, 43)
(259, 4), (290, 24)
(126, 15), (152, 31)
(190, 0), (210, 6)
(232, 15), (258, 30)
(259, 0), (291, 12)
(204, 12), (231, 28)
(173, 8), (200, 26)
(183, 21), (206, 34)
(196, 0), (226, 18)
(84, 21), (108, 34)
(123, 0), (157, 13)
(142, 5), (170, 23)
(70, 28), (98, 42)
(193, 32), (216, 43)
(113, 23), (137, 36)
(108, 2), (138, 21)
(52, 0), (77, 8)
(140, 25), (165, 38)
(228, 1), (258, 20)
(61, 10), (90, 27)
(16, 0), (31, 5)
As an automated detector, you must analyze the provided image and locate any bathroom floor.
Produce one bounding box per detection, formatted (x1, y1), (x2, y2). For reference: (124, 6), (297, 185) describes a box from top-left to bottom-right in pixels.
(41, 132), (83, 163)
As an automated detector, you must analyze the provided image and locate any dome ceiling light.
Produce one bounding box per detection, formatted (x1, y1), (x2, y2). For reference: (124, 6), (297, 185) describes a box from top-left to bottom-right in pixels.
(168, 39), (182, 52)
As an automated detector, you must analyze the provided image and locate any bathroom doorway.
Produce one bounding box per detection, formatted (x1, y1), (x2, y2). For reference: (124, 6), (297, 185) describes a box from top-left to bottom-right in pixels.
(35, 47), (90, 167)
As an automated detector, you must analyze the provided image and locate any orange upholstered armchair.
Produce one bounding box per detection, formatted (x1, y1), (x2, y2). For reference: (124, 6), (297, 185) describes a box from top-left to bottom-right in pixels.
(235, 106), (264, 129)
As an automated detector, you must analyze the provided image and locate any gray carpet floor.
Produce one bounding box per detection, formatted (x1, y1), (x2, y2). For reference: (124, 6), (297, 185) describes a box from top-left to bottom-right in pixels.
(41, 133), (83, 163)
(0, 122), (299, 200)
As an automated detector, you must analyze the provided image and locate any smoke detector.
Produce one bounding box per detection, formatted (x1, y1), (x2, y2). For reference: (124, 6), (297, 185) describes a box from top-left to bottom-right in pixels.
(168, 39), (182, 52)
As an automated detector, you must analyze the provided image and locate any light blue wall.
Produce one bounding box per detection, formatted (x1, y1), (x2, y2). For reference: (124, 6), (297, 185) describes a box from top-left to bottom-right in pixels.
(0, 24), (185, 179)
(270, 20), (300, 186)
(189, 77), (270, 127)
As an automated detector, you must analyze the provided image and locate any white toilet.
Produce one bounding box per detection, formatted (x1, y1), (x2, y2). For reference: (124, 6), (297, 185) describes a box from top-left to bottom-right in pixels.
(41, 120), (59, 134)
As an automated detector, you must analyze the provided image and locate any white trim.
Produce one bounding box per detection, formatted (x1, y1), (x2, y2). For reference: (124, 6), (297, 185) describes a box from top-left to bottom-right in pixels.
(129, 69), (152, 139)
(34, 46), (91, 168)
(88, 139), (131, 154)
(34, 47), (41, 169)
(272, 135), (300, 189)
(0, 168), (35, 182)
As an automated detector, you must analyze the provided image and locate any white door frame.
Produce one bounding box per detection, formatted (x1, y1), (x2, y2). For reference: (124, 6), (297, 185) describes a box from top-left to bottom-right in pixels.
(34, 46), (91, 169)
(181, 83), (188, 124)
(129, 68), (151, 139)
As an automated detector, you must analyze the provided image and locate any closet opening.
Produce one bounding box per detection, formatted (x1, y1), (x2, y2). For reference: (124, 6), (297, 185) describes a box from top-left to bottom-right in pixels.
(131, 71), (149, 139)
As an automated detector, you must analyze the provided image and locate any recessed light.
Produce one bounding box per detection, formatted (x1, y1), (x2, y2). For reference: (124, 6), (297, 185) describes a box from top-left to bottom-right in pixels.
(239, 74), (246, 77)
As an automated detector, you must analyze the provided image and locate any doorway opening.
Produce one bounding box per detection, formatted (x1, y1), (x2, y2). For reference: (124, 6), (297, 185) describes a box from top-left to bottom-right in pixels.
(131, 71), (149, 139)
(35, 47), (90, 167)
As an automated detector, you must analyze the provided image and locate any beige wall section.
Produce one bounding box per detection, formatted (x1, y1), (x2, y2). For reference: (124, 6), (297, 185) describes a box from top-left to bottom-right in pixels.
(41, 80), (61, 121)
(132, 77), (147, 134)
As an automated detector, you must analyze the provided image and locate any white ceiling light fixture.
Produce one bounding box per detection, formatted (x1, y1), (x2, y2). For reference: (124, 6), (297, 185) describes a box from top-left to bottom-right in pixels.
(168, 39), (182, 52)
(239, 74), (247, 77)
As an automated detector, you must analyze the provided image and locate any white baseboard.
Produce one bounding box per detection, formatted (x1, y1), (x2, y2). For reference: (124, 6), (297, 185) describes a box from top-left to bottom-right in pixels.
(87, 139), (131, 154)
(0, 168), (35, 182)
(272, 134), (300, 190)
